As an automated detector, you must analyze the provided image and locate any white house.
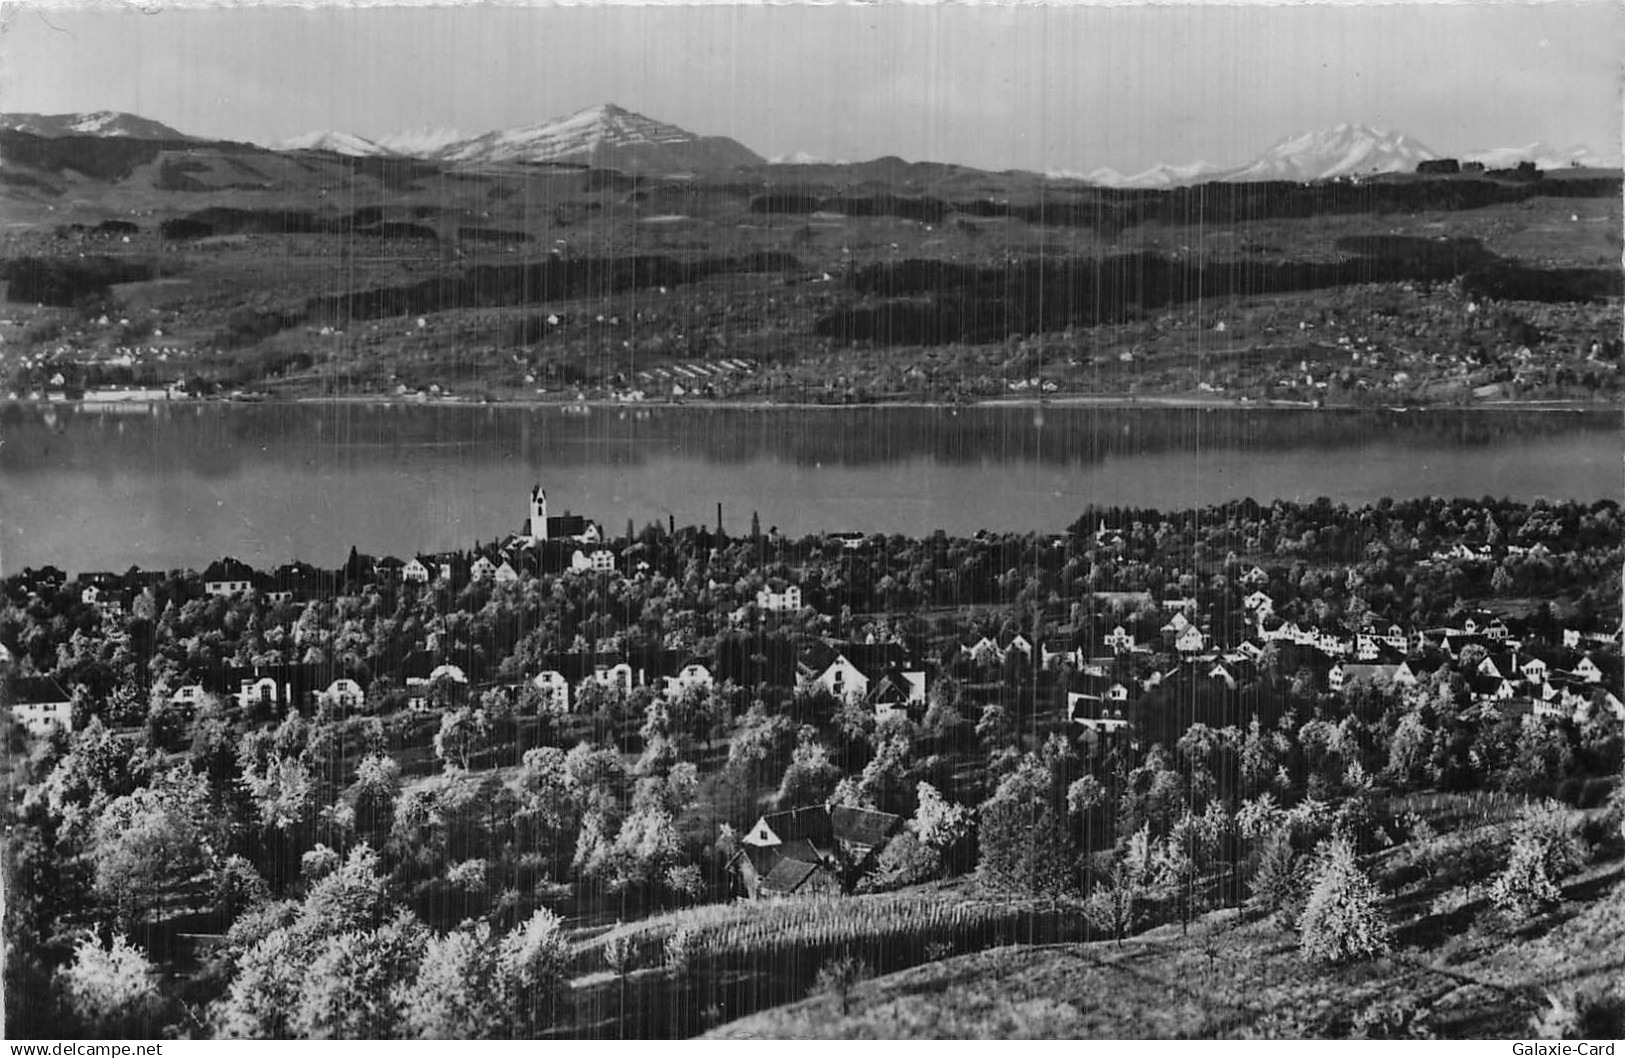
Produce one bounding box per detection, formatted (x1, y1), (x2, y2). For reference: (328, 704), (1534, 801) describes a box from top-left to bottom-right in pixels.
(580, 662), (636, 699)
(407, 664), (469, 711)
(803, 652), (869, 703)
(470, 556), (497, 581)
(1103, 625), (1137, 654)
(868, 668), (927, 719)
(1233, 640), (1266, 663)
(203, 559), (255, 598)
(319, 678), (365, 712)
(962, 636), (1005, 666)
(589, 549), (616, 573)
(402, 558), (431, 584)
(1174, 626), (1207, 655)
(661, 661), (714, 698)
(236, 676), (286, 713)
(530, 670), (571, 714)
(7, 676), (73, 737)
(494, 561), (520, 585)
(757, 584), (803, 613)
(1243, 591), (1275, 616)
(429, 664), (467, 684)
(1575, 655), (1604, 684)
(169, 683), (209, 708)
(1068, 693), (1129, 732)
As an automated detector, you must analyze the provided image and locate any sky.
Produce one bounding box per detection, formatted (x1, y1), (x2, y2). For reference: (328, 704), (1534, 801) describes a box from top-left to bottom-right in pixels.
(1, 1), (1620, 174)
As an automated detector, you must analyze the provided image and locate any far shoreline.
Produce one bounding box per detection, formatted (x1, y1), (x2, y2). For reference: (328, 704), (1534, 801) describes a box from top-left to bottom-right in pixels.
(232, 393), (1625, 416)
(12, 392), (1621, 416)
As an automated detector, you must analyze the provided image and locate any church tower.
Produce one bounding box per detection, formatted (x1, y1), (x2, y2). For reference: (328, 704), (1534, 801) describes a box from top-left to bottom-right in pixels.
(529, 485), (548, 542)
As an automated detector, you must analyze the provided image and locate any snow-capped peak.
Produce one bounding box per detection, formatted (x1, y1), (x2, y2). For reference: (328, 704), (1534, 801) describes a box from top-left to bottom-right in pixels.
(370, 126), (469, 158)
(0, 110), (193, 140)
(429, 103), (762, 171)
(1085, 160), (1224, 188)
(443, 103), (699, 164)
(278, 130), (387, 156)
(1228, 123), (1437, 182)
(69, 111), (124, 134)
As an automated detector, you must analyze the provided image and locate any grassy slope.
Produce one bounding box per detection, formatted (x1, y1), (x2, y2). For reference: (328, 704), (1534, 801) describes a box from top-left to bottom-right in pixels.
(703, 842), (1625, 1039)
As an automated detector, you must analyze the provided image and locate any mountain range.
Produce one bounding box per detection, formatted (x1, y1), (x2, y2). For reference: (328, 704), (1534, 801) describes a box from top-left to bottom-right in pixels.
(0, 110), (194, 141)
(1, 108), (1613, 184)
(278, 103), (762, 172)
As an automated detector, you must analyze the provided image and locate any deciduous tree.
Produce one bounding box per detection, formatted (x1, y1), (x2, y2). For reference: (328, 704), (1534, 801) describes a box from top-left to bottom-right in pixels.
(1297, 836), (1390, 964)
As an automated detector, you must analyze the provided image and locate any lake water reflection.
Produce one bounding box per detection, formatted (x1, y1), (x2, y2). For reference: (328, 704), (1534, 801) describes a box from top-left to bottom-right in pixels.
(2, 401), (1617, 573)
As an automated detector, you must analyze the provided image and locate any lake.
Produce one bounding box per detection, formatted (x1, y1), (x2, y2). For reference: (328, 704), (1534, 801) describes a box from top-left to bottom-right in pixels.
(2, 401), (1618, 574)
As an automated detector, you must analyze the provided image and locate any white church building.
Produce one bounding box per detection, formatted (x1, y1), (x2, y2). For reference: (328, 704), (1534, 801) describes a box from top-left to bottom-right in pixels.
(524, 486), (601, 545)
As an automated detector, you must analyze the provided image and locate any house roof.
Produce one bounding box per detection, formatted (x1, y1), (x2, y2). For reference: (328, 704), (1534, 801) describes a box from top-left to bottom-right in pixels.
(545, 513), (590, 536)
(756, 806), (836, 848)
(829, 805), (903, 849)
(1069, 673), (1121, 695)
(622, 647), (707, 680)
(759, 856), (829, 895)
(202, 557), (256, 583)
(772, 837), (829, 865)
(196, 662), (338, 698)
(843, 642), (913, 675)
(797, 640), (843, 676)
(6, 675), (71, 706)
(868, 668), (916, 704)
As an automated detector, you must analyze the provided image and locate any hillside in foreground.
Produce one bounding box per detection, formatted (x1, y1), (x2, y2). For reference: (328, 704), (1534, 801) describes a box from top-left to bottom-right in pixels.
(708, 850), (1625, 1039)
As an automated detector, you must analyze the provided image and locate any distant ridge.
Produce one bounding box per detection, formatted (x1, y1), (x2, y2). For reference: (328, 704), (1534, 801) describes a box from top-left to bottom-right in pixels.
(278, 130), (389, 156)
(4, 107), (1614, 184)
(1463, 142), (1611, 170)
(1223, 123), (1437, 181)
(1060, 125), (1617, 188)
(0, 110), (194, 141)
(279, 103), (762, 173)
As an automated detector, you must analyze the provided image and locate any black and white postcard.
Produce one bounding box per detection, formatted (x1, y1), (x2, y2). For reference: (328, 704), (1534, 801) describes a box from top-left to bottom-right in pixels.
(2, 0), (1621, 1043)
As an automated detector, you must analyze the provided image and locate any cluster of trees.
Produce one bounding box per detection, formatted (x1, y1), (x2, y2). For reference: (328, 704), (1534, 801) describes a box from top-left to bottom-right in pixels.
(4, 674), (739, 1037)
(937, 663), (1622, 948)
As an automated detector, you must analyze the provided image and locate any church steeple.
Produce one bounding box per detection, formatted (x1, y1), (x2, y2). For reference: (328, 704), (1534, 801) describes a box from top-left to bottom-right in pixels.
(529, 485), (548, 541)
